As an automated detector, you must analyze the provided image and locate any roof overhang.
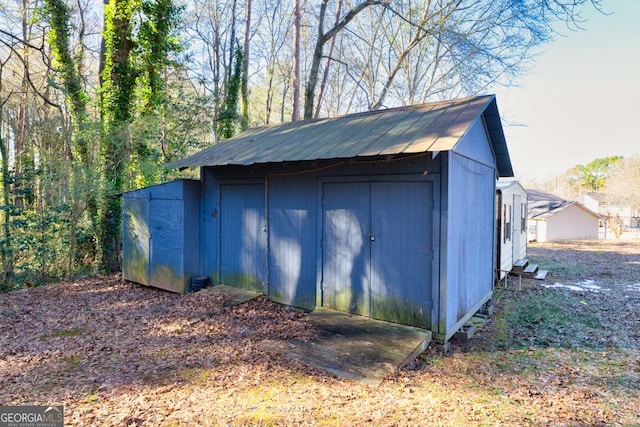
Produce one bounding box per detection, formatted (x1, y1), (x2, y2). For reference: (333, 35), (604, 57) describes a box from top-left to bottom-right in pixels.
(167, 95), (514, 177)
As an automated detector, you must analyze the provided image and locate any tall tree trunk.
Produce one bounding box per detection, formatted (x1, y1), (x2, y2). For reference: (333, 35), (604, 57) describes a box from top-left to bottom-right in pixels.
(0, 59), (12, 283)
(14, 0), (30, 208)
(291, 0), (301, 122)
(100, 0), (139, 272)
(304, 0), (382, 120)
(241, 0), (251, 129)
(314, 0), (343, 119)
(44, 0), (102, 273)
(0, 121), (12, 283)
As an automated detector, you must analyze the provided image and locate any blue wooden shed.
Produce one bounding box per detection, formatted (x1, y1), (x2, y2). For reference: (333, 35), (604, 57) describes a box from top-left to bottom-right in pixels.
(123, 95), (514, 343)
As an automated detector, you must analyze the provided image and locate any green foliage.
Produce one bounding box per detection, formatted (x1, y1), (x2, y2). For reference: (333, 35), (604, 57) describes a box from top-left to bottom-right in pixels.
(100, 0), (186, 272)
(42, 0), (89, 135)
(0, 158), (98, 291)
(218, 45), (244, 139)
(101, 0), (140, 126)
(2, 0), (204, 287)
(136, 0), (185, 111)
(572, 156), (623, 192)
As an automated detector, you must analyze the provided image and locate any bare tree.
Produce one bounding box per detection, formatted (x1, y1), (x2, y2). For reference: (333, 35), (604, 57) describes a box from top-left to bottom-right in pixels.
(301, 0), (602, 118)
(290, 0), (301, 121)
(605, 156), (640, 212)
(303, 0), (385, 119)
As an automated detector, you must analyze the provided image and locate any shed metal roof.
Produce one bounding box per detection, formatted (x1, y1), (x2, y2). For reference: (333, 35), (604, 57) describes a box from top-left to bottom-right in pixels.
(167, 94), (513, 177)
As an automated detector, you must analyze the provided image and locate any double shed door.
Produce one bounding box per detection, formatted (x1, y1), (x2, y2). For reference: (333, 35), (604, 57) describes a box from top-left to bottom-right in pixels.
(321, 181), (434, 327)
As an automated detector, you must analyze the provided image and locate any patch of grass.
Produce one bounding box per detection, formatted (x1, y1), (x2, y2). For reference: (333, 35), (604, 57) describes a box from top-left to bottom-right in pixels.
(531, 257), (582, 278)
(498, 288), (601, 350)
(233, 410), (283, 427)
(84, 393), (99, 403)
(62, 355), (83, 370)
(179, 367), (212, 385)
(40, 328), (85, 340)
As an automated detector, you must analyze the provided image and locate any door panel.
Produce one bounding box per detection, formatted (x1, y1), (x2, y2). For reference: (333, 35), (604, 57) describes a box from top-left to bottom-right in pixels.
(370, 182), (433, 327)
(513, 194), (521, 260)
(149, 199), (183, 291)
(122, 197), (150, 285)
(220, 184), (266, 292)
(321, 182), (370, 315)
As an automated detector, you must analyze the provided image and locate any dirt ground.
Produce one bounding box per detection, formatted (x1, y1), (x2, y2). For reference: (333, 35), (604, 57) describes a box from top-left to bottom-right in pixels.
(1, 239), (639, 426)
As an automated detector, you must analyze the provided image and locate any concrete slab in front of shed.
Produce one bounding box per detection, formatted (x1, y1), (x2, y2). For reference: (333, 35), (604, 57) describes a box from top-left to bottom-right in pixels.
(266, 307), (431, 386)
(207, 284), (261, 306)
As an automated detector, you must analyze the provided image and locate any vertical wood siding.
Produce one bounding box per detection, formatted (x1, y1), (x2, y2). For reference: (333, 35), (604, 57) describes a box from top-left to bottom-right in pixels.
(320, 179), (435, 328)
(496, 183), (528, 278)
(321, 182), (371, 316)
(438, 120), (498, 341)
(369, 181), (434, 327)
(219, 183), (267, 292)
(123, 195), (150, 285)
(122, 180), (200, 294)
(267, 175), (318, 309)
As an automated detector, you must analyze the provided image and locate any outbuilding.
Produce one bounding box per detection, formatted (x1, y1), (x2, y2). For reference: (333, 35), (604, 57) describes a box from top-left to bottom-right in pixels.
(527, 189), (601, 242)
(123, 95), (514, 343)
(496, 180), (528, 279)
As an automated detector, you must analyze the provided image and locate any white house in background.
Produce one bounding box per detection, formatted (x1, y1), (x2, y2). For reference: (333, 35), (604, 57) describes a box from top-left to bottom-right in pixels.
(527, 190), (601, 242)
(579, 192), (639, 230)
(496, 180), (527, 279)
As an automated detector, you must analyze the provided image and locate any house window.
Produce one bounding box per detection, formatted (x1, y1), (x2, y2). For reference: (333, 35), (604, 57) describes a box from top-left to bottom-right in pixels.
(521, 203), (527, 233)
(503, 204), (511, 242)
(528, 221), (537, 241)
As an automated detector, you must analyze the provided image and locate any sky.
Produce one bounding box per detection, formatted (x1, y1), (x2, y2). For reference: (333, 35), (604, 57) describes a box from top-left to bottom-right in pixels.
(491, 0), (640, 184)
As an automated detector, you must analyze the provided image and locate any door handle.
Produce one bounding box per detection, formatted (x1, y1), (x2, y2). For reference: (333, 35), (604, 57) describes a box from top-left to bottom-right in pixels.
(369, 232), (375, 241)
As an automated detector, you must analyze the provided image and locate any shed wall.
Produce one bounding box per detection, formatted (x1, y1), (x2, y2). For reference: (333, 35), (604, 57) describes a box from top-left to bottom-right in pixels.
(454, 118), (496, 167)
(438, 134), (496, 341)
(546, 205), (599, 241)
(122, 179), (200, 293)
(200, 154), (441, 313)
(197, 137), (498, 338)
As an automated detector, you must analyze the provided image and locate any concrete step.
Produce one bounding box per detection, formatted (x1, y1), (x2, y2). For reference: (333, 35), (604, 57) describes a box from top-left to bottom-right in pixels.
(534, 269), (548, 280)
(512, 258), (528, 273)
(522, 263), (539, 278)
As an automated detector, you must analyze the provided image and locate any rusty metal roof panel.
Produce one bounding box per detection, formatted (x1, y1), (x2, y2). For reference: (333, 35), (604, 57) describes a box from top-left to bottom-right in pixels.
(166, 94), (513, 176)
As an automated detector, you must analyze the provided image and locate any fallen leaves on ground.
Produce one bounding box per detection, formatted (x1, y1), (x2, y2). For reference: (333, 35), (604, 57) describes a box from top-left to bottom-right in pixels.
(1, 239), (639, 426)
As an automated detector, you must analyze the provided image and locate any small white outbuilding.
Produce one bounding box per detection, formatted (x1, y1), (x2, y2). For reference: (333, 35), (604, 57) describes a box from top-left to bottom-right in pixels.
(527, 190), (600, 242)
(496, 180), (528, 279)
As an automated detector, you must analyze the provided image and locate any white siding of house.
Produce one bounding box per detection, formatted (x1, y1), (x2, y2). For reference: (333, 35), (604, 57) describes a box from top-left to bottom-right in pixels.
(496, 182), (527, 278)
(546, 204), (599, 241)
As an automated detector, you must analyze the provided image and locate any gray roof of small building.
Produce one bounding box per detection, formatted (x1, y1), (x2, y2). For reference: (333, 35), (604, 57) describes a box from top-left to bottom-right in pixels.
(527, 189), (601, 219)
(167, 95), (513, 177)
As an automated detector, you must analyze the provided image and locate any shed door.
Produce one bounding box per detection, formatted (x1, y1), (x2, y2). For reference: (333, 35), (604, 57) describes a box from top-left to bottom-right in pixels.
(321, 182), (370, 316)
(370, 182), (433, 326)
(220, 183), (266, 292)
(321, 181), (433, 327)
(122, 197), (150, 286)
(149, 199), (184, 292)
(512, 194), (521, 260)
